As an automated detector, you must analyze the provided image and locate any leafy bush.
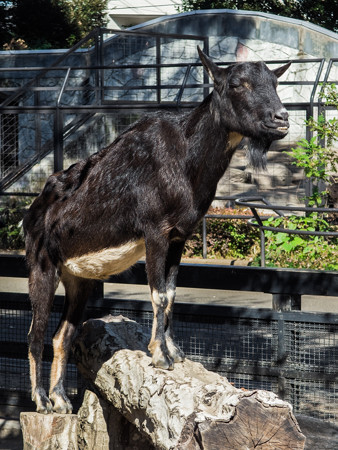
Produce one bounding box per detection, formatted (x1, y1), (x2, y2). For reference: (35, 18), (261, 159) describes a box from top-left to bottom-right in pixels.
(0, 198), (31, 250)
(252, 214), (338, 271)
(184, 208), (260, 260)
(286, 83), (338, 206)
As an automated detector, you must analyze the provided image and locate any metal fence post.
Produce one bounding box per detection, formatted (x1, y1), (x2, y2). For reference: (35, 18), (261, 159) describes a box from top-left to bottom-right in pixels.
(202, 217), (207, 259)
(54, 67), (71, 173)
(277, 315), (286, 400)
(53, 108), (63, 173)
(156, 36), (161, 104)
(95, 28), (104, 105)
(260, 228), (266, 267)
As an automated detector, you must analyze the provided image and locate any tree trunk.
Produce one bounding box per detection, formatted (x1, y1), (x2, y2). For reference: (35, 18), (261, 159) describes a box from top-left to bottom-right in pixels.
(73, 315), (306, 450)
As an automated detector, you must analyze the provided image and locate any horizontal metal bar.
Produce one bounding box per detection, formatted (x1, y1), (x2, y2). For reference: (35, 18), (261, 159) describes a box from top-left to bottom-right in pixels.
(249, 221), (338, 237)
(1, 255), (337, 297)
(214, 364), (338, 383)
(0, 102), (322, 114)
(0, 191), (39, 197)
(0, 104), (186, 113)
(236, 197), (338, 214)
(93, 298), (338, 324)
(205, 214), (270, 220)
(1, 291), (337, 327)
(236, 197), (338, 238)
(0, 60), (325, 74)
(0, 292), (65, 310)
(101, 26), (206, 41)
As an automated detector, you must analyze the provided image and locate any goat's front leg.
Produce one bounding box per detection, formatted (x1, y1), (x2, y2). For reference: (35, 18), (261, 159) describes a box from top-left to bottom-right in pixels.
(146, 237), (185, 369)
(149, 288), (174, 369)
(164, 240), (185, 363)
(146, 235), (175, 369)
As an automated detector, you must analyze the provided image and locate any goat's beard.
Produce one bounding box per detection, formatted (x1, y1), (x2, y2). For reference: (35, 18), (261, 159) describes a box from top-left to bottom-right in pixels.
(246, 136), (271, 171)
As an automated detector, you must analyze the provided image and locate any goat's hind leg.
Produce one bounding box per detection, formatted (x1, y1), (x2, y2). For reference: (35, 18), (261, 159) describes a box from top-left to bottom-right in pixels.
(28, 258), (58, 414)
(49, 272), (95, 413)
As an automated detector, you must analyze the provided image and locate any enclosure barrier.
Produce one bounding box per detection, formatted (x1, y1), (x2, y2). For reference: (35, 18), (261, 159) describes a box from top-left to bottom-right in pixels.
(0, 26), (334, 195)
(0, 253), (337, 425)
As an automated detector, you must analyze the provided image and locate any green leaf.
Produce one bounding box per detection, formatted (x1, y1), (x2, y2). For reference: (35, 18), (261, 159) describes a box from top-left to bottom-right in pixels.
(292, 236), (306, 247)
(282, 242), (294, 252)
(275, 232), (287, 244)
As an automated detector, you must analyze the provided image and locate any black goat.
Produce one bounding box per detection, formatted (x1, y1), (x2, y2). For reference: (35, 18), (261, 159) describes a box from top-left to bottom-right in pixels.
(23, 47), (290, 414)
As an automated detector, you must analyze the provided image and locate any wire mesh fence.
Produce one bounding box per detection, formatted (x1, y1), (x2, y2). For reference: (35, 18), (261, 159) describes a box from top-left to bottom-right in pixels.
(0, 113), (18, 179)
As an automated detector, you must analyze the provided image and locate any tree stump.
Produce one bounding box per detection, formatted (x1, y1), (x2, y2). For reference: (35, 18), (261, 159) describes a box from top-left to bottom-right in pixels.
(73, 315), (306, 450)
(20, 412), (78, 449)
(78, 389), (154, 449)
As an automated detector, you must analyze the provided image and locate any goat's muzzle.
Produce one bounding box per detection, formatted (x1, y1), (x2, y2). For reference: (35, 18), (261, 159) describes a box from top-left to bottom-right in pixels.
(262, 107), (289, 139)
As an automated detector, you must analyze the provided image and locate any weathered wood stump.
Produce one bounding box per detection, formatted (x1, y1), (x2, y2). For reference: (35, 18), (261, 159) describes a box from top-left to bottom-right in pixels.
(20, 412), (77, 449)
(78, 389), (154, 449)
(73, 315), (306, 449)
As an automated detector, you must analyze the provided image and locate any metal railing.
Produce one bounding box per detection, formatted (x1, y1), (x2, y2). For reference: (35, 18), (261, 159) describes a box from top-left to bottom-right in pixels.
(0, 25), (335, 191)
(199, 197), (338, 263)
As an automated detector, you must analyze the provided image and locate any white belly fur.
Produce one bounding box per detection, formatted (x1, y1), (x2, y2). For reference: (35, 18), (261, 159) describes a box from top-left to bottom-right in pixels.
(63, 239), (146, 280)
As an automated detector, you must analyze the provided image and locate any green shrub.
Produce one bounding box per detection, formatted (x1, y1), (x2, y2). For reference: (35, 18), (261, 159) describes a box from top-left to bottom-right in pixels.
(252, 214), (338, 270)
(184, 208), (260, 260)
(0, 198), (31, 250)
(286, 83), (338, 206)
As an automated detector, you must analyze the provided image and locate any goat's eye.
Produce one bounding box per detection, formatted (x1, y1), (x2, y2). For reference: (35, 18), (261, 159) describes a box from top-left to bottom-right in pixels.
(229, 81), (241, 89)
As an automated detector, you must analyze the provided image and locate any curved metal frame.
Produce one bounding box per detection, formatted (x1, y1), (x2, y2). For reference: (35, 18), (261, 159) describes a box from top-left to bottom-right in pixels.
(235, 196), (338, 267)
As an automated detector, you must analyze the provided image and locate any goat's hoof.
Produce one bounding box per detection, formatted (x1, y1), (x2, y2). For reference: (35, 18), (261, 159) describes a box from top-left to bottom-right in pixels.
(50, 391), (73, 414)
(36, 399), (53, 414)
(52, 397), (73, 414)
(172, 351), (185, 363)
(34, 389), (53, 414)
(170, 347), (185, 363)
(152, 347), (174, 370)
(37, 404), (53, 414)
(153, 358), (174, 370)
(166, 337), (185, 363)
(53, 403), (73, 414)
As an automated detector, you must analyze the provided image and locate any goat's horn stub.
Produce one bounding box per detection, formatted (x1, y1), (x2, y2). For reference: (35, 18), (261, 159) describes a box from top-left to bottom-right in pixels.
(273, 61), (291, 78)
(197, 46), (221, 84)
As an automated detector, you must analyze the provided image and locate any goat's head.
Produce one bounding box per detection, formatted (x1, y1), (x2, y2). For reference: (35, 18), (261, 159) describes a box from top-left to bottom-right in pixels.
(198, 46), (291, 169)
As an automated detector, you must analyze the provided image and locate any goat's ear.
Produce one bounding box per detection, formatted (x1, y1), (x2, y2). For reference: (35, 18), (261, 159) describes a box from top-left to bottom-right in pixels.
(274, 62), (291, 78)
(197, 46), (222, 83)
